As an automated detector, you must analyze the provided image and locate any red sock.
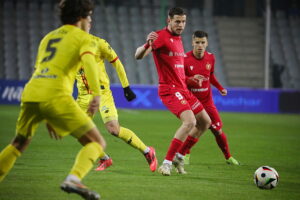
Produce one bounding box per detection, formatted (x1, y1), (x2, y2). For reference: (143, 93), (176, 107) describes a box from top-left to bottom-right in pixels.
(178, 136), (198, 156)
(215, 132), (231, 159)
(165, 138), (183, 161)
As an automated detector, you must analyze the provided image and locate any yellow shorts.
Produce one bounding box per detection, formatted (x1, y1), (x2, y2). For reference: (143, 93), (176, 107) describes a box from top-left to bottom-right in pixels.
(77, 89), (118, 123)
(16, 95), (95, 139)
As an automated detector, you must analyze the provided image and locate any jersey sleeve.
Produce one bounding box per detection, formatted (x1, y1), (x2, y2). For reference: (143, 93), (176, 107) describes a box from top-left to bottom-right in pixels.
(111, 59), (129, 88)
(79, 36), (98, 57)
(99, 39), (117, 62)
(151, 31), (165, 50)
(80, 37), (100, 96)
(210, 73), (224, 91)
(211, 54), (216, 74)
(100, 39), (130, 88)
(209, 55), (224, 91)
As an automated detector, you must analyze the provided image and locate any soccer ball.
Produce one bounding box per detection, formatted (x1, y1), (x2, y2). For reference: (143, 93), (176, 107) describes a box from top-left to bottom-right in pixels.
(254, 166), (279, 189)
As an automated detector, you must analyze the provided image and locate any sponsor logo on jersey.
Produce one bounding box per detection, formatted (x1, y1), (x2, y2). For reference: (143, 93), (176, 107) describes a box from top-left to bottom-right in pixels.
(206, 63), (211, 70)
(190, 88), (208, 92)
(101, 106), (109, 113)
(175, 64), (184, 68)
(181, 100), (187, 105)
(169, 51), (185, 57)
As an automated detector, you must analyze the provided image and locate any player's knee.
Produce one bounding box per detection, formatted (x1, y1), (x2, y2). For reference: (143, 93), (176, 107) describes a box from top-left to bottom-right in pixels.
(105, 122), (120, 136)
(183, 119), (197, 130)
(205, 118), (212, 129)
(108, 127), (119, 136)
(197, 115), (211, 130)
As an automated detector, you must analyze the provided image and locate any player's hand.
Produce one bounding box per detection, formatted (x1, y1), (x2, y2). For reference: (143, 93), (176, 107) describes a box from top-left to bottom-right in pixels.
(123, 86), (136, 101)
(193, 74), (207, 87)
(146, 31), (158, 44)
(46, 123), (61, 140)
(220, 89), (227, 96)
(88, 96), (100, 116)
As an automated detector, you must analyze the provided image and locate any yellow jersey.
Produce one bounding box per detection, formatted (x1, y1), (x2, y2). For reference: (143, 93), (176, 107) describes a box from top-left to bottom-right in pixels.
(22, 25), (100, 102)
(76, 35), (129, 96)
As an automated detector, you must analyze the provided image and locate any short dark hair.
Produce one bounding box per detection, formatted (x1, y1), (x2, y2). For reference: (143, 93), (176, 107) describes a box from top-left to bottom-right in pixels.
(168, 7), (186, 18)
(59, 0), (94, 24)
(193, 30), (208, 39)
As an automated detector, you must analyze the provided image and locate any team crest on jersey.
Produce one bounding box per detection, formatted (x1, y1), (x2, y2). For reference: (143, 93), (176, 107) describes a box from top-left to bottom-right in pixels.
(206, 63), (211, 70)
(181, 100), (187, 105)
(170, 38), (174, 43)
(101, 106), (109, 113)
(190, 66), (194, 70)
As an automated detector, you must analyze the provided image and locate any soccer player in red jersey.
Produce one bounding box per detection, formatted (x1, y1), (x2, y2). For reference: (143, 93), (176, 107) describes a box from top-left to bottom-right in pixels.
(135, 7), (211, 175)
(184, 30), (239, 165)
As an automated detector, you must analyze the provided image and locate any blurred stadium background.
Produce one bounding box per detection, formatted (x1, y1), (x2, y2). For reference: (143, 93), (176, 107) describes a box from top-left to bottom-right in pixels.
(1, 0), (300, 88)
(0, 0), (299, 112)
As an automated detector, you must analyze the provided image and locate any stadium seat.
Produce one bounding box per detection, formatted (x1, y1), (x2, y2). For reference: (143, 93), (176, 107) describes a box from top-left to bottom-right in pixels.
(0, 1), (299, 89)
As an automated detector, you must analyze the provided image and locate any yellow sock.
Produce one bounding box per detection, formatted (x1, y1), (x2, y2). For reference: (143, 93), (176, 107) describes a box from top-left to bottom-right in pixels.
(69, 142), (104, 180)
(118, 127), (147, 153)
(0, 144), (21, 182)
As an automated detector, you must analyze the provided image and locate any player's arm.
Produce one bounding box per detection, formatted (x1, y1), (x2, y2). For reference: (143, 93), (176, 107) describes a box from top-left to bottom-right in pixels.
(102, 39), (136, 101)
(135, 31), (158, 59)
(81, 52), (101, 114)
(111, 59), (136, 101)
(210, 73), (227, 96)
(102, 40), (130, 88)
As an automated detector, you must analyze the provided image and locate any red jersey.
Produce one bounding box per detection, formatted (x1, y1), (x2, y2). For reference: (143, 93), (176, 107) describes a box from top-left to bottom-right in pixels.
(152, 28), (187, 91)
(184, 51), (224, 103)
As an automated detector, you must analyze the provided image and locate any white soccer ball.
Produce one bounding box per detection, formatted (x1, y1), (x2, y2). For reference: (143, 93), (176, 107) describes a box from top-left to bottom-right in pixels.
(254, 166), (279, 189)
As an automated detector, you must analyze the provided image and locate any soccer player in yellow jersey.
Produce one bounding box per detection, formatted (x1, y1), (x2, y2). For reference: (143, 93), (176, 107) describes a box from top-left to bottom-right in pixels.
(76, 35), (158, 172)
(0, 0), (104, 199)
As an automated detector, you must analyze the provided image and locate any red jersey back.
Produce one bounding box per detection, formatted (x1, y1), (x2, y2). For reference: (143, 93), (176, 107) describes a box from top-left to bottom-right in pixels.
(184, 51), (215, 101)
(152, 28), (187, 90)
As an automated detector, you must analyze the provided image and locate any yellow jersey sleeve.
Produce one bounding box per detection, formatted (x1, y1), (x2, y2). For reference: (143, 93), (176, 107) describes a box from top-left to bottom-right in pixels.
(80, 36), (100, 96)
(99, 39), (129, 88)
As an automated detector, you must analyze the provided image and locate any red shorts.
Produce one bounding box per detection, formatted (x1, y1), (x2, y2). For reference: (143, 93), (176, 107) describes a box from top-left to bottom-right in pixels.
(159, 86), (204, 118)
(203, 102), (222, 131)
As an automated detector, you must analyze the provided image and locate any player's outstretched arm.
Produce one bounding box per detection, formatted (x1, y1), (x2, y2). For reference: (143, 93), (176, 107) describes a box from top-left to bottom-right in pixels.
(135, 31), (157, 59)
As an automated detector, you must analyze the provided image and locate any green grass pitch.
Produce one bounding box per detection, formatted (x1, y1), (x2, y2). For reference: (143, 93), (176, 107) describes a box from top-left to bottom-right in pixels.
(0, 105), (300, 200)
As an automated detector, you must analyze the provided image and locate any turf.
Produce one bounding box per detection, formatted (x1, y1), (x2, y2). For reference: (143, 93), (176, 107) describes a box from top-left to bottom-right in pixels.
(0, 105), (300, 200)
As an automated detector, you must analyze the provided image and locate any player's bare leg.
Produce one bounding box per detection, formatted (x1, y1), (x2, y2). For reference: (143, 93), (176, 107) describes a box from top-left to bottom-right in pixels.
(158, 110), (196, 176)
(174, 110), (211, 173)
